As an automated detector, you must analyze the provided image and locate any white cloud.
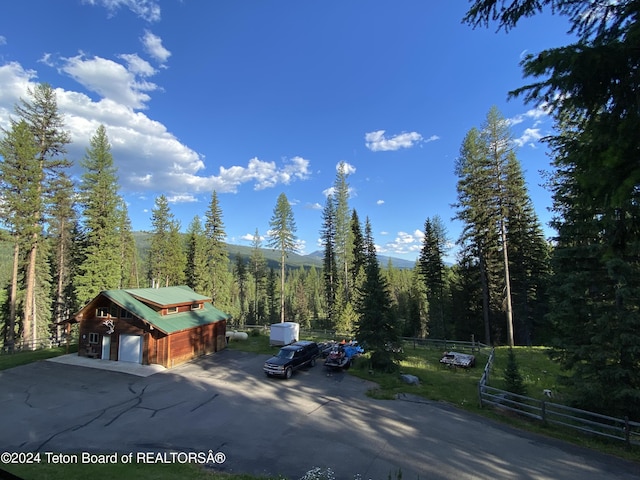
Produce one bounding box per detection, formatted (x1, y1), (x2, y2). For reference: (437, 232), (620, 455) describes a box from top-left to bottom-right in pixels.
(377, 230), (423, 255)
(425, 134), (440, 143)
(0, 62), (35, 130)
(60, 53), (158, 109)
(509, 104), (550, 126)
(0, 36), (7, 46)
(376, 199), (384, 205)
(365, 130), (424, 152)
(118, 53), (156, 77)
(0, 62), (312, 201)
(514, 127), (543, 148)
(241, 233), (265, 242)
(207, 156), (310, 193)
(166, 194), (197, 203)
(83, 0), (161, 22)
(141, 30), (171, 64)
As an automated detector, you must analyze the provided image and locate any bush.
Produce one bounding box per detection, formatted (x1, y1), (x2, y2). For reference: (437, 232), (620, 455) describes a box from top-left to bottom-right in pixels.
(370, 350), (399, 373)
(504, 348), (527, 396)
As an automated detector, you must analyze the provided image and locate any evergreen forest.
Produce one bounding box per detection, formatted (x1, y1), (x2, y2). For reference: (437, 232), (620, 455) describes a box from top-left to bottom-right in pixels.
(1, 0), (639, 420)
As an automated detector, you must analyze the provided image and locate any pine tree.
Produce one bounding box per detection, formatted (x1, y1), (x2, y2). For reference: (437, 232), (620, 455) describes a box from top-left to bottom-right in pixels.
(333, 162), (353, 303)
(13, 84), (71, 349)
(204, 191), (229, 306)
(185, 216), (208, 294)
(418, 216), (448, 339)
(234, 254), (248, 325)
(355, 218), (398, 372)
(148, 195), (176, 287)
(75, 125), (123, 305)
(248, 229), (267, 324)
(454, 126), (501, 344)
(454, 107), (547, 346)
(268, 193), (298, 322)
(266, 267), (279, 324)
(166, 220), (186, 286)
(349, 209), (366, 290)
(465, 0), (640, 417)
(504, 348), (527, 397)
(0, 120), (41, 349)
(116, 199), (139, 289)
(47, 170), (78, 339)
(320, 194), (338, 328)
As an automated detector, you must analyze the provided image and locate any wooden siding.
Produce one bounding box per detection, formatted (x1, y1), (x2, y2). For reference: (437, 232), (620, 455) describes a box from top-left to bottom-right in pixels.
(77, 295), (226, 368)
(167, 320), (226, 368)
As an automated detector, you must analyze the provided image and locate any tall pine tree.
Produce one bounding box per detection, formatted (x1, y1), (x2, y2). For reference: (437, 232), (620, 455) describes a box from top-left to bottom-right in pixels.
(268, 193), (298, 323)
(75, 125), (123, 305)
(13, 84), (71, 348)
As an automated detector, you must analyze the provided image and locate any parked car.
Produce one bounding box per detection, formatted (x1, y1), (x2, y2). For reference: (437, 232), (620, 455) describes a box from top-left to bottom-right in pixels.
(263, 341), (321, 379)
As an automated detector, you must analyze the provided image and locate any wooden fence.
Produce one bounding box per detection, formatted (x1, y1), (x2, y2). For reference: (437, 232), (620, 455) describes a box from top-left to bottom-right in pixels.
(478, 349), (640, 447)
(1, 335), (76, 354)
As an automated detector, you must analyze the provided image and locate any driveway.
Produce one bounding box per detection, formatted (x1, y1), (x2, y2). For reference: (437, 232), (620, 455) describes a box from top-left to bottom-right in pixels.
(0, 349), (638, 479)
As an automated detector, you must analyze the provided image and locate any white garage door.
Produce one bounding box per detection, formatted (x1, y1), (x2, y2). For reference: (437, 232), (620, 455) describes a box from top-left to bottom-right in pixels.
(118, 334), (142, 363)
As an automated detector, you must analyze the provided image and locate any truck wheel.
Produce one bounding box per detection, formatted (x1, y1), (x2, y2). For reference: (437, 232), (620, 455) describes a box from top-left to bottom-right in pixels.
(344, 360), (352, 370)
(285, 367), (292, 379)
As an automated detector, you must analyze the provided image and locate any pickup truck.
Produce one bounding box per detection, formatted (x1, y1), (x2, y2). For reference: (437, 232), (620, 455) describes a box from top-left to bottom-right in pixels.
(263, 341), (320, 379)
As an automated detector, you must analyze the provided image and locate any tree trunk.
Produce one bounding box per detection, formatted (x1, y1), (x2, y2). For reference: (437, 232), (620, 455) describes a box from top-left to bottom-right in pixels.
(23, 239), (38, 350)
(7, 242), (19, 351)
(280, 250), (285, 322)
(55, 237), (65, 342)
(479, 252), (491, 345)
(501, 219), (515, 347)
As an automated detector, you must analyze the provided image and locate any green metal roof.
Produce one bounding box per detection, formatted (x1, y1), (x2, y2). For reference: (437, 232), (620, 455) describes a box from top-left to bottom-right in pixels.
(125, 285), (210, 307)
(101, 286), (229, 335)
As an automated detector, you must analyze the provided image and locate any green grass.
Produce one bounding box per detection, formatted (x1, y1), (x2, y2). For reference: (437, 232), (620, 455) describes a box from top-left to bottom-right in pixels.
(225, 329), (276, 355)
(0, 344), (78, 371)
(345, 343), (640, 463)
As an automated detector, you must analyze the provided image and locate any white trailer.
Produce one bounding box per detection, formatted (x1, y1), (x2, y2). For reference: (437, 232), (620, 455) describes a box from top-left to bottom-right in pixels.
(269, 322), (299, 346)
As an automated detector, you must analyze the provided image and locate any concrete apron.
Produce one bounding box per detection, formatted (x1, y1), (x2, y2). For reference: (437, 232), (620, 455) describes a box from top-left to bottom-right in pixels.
(46, 353), (166, 377)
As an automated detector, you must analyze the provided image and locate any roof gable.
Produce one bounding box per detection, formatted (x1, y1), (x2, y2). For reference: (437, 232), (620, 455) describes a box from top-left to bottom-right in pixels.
(124, 285), (211, 308)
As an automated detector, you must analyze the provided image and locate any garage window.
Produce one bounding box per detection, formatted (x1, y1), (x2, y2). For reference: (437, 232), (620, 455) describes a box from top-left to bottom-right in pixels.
(96, 307), (109, 318)
(88, 332), (99, 344)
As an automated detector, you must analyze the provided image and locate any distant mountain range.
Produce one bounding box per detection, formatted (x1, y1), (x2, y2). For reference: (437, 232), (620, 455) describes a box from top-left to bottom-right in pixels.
(132, 231), (417, 270)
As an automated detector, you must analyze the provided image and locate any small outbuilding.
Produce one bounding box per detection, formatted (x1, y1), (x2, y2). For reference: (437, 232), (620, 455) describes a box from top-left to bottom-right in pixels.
(71, 286), (229, 368)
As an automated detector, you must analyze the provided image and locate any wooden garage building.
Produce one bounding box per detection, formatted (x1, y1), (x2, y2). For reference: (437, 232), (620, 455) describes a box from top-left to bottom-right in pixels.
(72, 286), (229, 368)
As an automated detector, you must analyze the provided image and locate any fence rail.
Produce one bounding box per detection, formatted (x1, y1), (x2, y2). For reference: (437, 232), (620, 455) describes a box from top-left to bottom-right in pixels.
(478, 354), (640, 447)
(1, 336), (76, 354)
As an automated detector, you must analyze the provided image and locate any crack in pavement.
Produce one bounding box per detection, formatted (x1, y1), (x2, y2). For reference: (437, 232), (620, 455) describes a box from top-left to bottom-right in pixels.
(138, 400), (186, 418)
(35, 384), (150, 450)
(190, 393), (219, 412)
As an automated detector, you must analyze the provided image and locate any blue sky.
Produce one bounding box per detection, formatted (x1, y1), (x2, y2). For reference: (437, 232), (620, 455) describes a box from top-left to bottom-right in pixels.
(0, 1), (574, 262)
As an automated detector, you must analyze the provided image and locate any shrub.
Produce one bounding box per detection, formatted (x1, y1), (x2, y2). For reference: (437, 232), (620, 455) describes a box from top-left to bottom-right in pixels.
(504, 348), (527, 396)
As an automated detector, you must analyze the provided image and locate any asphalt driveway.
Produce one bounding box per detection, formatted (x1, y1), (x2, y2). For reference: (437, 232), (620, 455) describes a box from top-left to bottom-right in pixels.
(0, 349), (638, 479)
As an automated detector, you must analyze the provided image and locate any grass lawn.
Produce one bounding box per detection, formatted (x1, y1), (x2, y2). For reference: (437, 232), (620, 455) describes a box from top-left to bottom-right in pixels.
(0, 344), (78, 371)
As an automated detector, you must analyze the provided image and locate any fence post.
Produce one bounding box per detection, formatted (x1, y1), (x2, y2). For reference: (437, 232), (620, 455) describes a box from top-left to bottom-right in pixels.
(478, 381), (483, 408)
(541, 401), (547, 425)
(624, 416), (630, 447)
